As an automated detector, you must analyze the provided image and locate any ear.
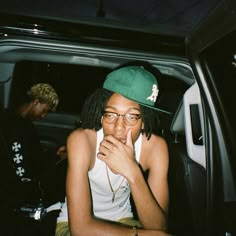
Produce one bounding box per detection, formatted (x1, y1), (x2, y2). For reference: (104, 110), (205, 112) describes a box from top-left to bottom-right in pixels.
(32, 98), (40, 106)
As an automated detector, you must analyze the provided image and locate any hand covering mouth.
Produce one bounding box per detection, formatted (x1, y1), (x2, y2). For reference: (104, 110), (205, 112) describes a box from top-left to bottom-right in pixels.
(116, 137), (126, 144)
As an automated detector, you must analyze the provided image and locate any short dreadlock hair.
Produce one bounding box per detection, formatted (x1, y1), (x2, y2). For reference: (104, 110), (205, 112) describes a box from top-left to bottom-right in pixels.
(27, 83), (59, 112)
(80, 88), (160, 140)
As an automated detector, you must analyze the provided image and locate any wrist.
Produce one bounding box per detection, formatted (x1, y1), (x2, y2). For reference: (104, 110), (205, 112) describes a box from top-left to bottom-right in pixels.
(126, 163), (141, 185)
(133, 225), (138, 236)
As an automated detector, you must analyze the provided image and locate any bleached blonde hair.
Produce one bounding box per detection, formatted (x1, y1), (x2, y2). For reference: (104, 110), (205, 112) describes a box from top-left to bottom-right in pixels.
(27, 83), (59, 112)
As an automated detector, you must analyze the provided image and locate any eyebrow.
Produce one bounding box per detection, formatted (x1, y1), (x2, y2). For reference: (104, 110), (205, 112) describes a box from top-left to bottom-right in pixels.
(104, 106), (141, 112)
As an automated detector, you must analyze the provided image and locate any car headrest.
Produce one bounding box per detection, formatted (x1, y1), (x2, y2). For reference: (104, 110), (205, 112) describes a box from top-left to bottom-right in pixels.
(170, 99), (185, 136)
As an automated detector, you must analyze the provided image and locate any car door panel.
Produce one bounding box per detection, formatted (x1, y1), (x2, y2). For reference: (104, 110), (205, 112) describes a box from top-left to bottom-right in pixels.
(186, 0), (236, 234)
(34, 112), (80, 154)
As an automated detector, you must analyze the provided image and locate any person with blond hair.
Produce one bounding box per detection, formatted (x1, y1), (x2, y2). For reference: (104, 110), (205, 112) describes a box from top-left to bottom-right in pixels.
(17, 83), (59, 119)
(0, 83), (65, 236)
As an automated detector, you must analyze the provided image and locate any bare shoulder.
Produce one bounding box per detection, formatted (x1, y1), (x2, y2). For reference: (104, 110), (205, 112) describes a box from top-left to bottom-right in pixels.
(67, 128), (96, 146)
(142, 133), (168, 151)
(67, 128), (97, 169)
(141, 133), (169, 170)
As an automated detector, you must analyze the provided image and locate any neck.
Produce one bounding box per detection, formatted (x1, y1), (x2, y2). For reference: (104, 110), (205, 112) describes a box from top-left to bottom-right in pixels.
(16, 103), (32, 119)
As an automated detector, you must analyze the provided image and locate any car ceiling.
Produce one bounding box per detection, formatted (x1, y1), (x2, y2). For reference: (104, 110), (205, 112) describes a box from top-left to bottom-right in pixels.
(1, 0), (223, 37)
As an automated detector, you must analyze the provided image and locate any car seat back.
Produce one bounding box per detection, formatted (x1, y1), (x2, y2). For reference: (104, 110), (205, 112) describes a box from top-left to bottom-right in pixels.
(168, 82), (206, 236)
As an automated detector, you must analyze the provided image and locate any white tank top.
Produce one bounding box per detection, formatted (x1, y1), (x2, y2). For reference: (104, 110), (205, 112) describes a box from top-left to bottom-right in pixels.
(57, 128), (142, 223)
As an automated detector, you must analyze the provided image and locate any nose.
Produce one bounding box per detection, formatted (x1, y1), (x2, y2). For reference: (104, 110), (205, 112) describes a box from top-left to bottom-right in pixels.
(114, 115), (126, 132)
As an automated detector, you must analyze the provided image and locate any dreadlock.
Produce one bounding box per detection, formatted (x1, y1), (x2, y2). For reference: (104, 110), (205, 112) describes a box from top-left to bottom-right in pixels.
(80, 88), (113, 131)
(140, 105), (160, 139)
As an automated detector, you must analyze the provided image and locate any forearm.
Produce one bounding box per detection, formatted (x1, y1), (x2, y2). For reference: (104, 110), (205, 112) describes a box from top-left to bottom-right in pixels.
(69, 217), (137, 236)
(128, 165), (168, 230)
(69, 217), (170, 236)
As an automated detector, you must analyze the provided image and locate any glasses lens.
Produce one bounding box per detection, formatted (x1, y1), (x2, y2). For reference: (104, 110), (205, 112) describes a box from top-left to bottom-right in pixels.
(103, 112), (117, 124)
(124, 113), (141, 125)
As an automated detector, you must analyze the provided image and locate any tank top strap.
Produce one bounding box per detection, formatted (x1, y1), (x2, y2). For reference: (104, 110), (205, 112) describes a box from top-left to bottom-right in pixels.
(134, 133), (142, 162)
(96, 128), (104, 154)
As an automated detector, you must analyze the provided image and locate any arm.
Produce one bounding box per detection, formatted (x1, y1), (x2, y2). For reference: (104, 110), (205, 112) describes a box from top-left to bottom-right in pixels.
(67, 129), (135, 236)
(67, 129), (171, 236)
(130, 134), (169, 230)
(98, 130), (169, 230)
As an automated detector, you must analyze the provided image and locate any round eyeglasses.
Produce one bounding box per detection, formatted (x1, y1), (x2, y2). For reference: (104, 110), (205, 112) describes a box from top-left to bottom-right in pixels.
(103, 111), (142, 126)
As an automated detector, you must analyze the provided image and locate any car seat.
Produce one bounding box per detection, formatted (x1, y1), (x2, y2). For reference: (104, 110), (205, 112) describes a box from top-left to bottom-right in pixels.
(168, 83), (207, 236)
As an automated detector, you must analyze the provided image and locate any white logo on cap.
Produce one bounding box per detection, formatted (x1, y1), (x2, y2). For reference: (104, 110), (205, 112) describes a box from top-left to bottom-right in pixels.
(146, 84), (159, 102)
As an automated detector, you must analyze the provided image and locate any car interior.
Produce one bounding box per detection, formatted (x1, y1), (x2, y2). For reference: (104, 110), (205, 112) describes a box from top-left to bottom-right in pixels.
(1, 0), (236, 235)
(0, 36), (207, 235)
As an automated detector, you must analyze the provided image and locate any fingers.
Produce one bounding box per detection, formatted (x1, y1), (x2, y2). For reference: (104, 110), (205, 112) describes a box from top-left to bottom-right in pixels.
(126, 129), (132, 146)
(98, 141), (113, 157)
(99, 131), (134, 156)
(99, 135), (119, 152)
(97, 135), (120, 161)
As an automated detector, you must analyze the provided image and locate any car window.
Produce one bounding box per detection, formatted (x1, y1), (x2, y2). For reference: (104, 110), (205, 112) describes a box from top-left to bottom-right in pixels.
(10, 61), (111, 114)
(202, 31), (236, 159)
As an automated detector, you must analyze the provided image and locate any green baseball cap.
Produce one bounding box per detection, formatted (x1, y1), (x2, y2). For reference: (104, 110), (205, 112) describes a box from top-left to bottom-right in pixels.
(103, 66), (171, 114)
